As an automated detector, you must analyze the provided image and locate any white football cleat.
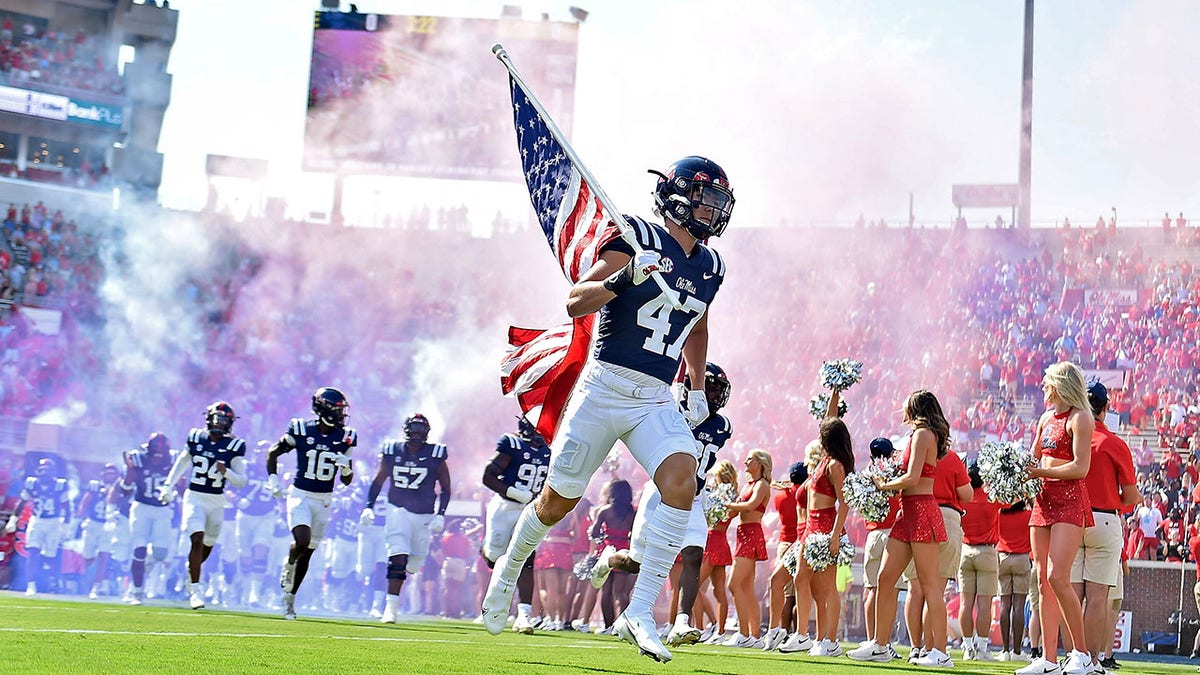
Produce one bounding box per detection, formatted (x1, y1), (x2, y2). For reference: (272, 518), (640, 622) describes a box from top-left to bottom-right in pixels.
(512, 614), (534, 635)
(280, 561), (296, 594)
(481, 575), (513, 636)
(189, 592), (205, 610)
(614, 612), (672, 663)
(590, 545), (616, 590)
(666, 623), (702, 647)
(380, 607), (397, 624)
(282, 592), (297, 621)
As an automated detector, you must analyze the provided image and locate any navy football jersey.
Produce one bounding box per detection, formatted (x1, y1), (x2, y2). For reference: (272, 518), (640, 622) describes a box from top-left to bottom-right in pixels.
(282, 418), (357, 494)
(184, 428), (248, 495)
(108, 481), (132, 518)
(83, 480), (111, 522)
(125, 449), (175, 506)
(494, 433), (550, 502)
(595, 216), (726, 384)
(331, 501), (358, 542)
(693, 413), (733, 496)
(380, 440), (447, 514)
(22, 476), (69, 518)
(237, 464), (278, 516)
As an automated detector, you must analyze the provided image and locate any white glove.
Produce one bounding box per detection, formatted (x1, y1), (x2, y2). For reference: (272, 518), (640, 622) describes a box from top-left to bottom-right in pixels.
(683, 390), (709, 428)
(155, 485), (177, 505)
(505, 486), (534, 504)
(429, 514), (445, 534)
(629, 250), (661, 286)
(267, 473), (283, 498)
(4, 515), (16, 534)
(359, 507), (376, 527)
(335, 454), (352, 477)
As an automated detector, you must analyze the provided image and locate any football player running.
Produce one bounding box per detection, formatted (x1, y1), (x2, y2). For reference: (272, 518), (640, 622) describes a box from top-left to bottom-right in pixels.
(162, 401), (247, 609)
(6, 457), (70, 595)
(363, 413), (452, 623)
(234, 443), (280, 607)
(79, 463), (121, 599)
(120, 433), (176, 604)
(480, 415), (551, 634)
(589, 363), (733, 647)
(483, 156), (733, 663)
(267, 387), (357, 620)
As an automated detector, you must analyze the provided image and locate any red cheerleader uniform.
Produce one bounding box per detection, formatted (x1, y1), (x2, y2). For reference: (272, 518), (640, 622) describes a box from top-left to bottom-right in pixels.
(889, 437), (947, 543)
(1030, 410), (1094, 528)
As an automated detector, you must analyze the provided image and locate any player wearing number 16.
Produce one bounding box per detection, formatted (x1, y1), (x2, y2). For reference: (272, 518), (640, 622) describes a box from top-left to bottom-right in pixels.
(483, 156), (733, 663)
(363, 413), (452, 624)
(162, 401), (248, 610)
(267, 387), (358, 620)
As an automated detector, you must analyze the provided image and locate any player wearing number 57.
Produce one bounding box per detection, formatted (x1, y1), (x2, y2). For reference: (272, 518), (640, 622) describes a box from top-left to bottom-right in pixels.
(363, 413), (452, 624)
(267, 387), (358, 620)
(162, 401), (247, 610)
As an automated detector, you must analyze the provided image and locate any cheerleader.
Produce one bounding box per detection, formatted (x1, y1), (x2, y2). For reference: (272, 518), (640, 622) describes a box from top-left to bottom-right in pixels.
(698, 460), (738, 643)
(722, 449), (772, 647)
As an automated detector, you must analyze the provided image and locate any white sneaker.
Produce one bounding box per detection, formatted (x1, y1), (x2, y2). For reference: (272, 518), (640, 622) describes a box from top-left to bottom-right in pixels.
(481, 574), (514, 636)
(1016, 656), (1062, 674)
(1011, 651), (1032, 662)
(761, 627), (788, 651)
(914, 647), (954, 667)
(977, 646), (997, 661)
(614, 612), (672, 663)
(380, 607), (397, 624)
(963, 644), (977, 661)
(280, 561), (296, 593)
(999, 651), (1012, 662)
(698, 625), (715, 643)
(188, 591), (205, 610)
(1062, 650), (1091, 675)
(666, 623), (702, 646)
(88, 587), (100, 600)
(704, 629), (728, 644)
(128, 589), (144, 606)
(779, 632), (814, 653)
(25, 582), (36, 596)
(512, 614), (534, 635)
(847, 642), (893, 663)
(723, 632), (750, 647)
(590, 545), (615, 590)
(282, 592), (297, 621)
(909, 648), (927, 663)
(810, 639), (842, 657)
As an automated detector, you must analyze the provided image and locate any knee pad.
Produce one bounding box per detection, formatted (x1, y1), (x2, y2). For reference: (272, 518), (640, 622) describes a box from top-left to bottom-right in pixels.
(132, 548), (147, 563)
(387, 560), (407, 582)
(202, 535), (218, 547)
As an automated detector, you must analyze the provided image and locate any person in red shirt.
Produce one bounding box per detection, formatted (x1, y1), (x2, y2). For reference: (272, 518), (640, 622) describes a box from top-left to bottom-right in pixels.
(998, 501), (1033, 661)
(859, 437), (901, 653)
(959, 460), (1001, 661)
(761, 460), (807, 650)
(1189, 530), (1200, 659)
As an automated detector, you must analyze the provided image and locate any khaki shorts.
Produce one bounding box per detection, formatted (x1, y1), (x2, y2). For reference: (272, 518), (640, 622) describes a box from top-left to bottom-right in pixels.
(1029, 561), (1040, 610)
(1194, 580), (1200, 615)
(1110, 563), (1124, 602)
(998, 551), (1032, 595)
(864, 528), (891, 588)
(777, 541), (795, 595)
(904, 507), (963, 583)
(959, 543), (1000, 596)
(1069, 512), (1122, 586)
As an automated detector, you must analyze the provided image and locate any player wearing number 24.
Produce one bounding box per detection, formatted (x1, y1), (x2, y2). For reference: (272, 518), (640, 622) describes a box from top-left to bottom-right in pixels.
(162, 401), (248, 610)
(363, 413), (452, 623)
(267, 386), (358, 620)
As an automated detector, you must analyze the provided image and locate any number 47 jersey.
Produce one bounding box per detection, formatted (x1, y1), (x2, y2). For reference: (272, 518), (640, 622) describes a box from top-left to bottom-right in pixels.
(285, 418), (357, 494)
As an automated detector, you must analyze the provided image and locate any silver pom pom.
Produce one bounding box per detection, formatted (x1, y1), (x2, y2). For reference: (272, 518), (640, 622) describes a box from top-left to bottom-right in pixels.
(843, 458), (902, 523)
(820, 359), (864, 392)
(703, 483), (737, 527)
(809, 392), (849, 420)
(801, 532), (855, 571)
(978, 440), (1043, 504)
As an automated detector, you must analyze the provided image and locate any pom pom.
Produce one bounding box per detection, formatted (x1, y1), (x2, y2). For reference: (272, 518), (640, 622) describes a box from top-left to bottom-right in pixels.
(978, 440), (1043, 504)
(809, 392), (848, 420)
(781, 541), (800, 576)
(571, 531), (608, 581)
(842, 458), (903, 523)
(801, 532), (854, 571)
(703, 482), (737, 527)
(820, 359), (863, 392)
(460, 517), (483, 548)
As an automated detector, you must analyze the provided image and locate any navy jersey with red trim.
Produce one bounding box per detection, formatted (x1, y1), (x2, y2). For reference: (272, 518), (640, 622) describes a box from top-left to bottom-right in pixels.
(494, 433), (550, 502)
(126, 449), (175, 506)
(284, 418), (357, 494)
(693, 413), (732, 496)
(184, 428), (248, 495)
(237, 463), (278, 516)
(381, 440), (447, 514)
(22, 475), (69, 518)
(596, 216), (725, 384)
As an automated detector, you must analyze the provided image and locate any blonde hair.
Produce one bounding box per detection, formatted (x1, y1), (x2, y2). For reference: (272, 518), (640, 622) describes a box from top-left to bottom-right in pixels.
(1044, 361), (1089, 412)
(711, 459), (739, 493)
(804, 439), (825, 470)
(747, 448), (773, 482)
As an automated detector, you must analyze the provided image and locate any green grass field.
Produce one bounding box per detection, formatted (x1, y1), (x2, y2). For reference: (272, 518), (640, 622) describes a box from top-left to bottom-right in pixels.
(0, 593), (1194, 674)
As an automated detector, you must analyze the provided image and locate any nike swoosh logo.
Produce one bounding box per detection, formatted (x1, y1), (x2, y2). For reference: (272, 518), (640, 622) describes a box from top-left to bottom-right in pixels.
(703, 273), (714, 279)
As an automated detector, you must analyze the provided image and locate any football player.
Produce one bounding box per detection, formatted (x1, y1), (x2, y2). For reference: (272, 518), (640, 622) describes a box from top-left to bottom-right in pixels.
(105, 466), (134, 599)
(79, 463), (121, 599)
(326, 495), (360, 613)
(481, 415), (551, 634)
(234, 442), (280, 607)
(483, 156), (733, 663)
(5, 457), (70, 595)
(354, 470), (389, 617)
(362, 413), (451, 624)
(590, 363), (733, 646)
(121, 432), (177, 605)
(267, 387), (357, 620)
(163, 401), (247, 609)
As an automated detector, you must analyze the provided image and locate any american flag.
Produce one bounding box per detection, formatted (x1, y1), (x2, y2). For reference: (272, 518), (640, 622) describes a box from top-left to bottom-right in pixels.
(499, 73), (618, 442)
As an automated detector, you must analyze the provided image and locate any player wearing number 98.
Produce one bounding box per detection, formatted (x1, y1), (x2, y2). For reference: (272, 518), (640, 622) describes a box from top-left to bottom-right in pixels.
(267, 387), (357, 620)
(483, 156), (732, 664)
(481, 416), (551, 634)
(162, 401), (247, 610)
(363, 413), (452, 624)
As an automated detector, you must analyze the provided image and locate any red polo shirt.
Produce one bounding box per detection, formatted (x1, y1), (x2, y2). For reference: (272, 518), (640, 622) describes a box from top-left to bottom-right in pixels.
(774, 485), (800, 544)
(1086, 419), (1137, 511)
(961, 486), (1001, 545)
(934, 451), (971, 513)
(998, 507), (1032, 554)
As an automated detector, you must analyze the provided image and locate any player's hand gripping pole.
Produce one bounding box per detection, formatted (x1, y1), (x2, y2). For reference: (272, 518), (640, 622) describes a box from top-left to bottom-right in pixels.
(492, 43), (682, 310)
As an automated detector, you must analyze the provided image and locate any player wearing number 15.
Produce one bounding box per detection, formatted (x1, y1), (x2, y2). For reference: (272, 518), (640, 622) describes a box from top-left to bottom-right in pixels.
(483, 156), (733, 663)
(163, 401), (248, 610)
(267, 387), (358, 620)
(363, 413), (452, 624)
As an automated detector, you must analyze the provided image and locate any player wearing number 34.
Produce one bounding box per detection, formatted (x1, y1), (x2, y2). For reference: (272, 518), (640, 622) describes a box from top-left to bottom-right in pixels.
(267, 387), (358, 620)
(482, 156), (733, 664)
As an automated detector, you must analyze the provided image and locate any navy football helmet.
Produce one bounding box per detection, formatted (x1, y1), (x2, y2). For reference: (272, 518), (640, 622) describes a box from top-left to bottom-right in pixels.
(312, 387), (349, 427)
(205, 401), (237, 436)
(404, 413), (431, 444)
(36, 457), (57, 477)
(516, 415), (545, 447)
(145, 432), (170, 458)
(650, 156), (734, 240)
(682, 362), (732, 413)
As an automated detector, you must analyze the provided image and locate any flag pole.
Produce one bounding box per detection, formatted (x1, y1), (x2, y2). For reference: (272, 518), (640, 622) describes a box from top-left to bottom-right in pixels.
(493, 43), (682, 310)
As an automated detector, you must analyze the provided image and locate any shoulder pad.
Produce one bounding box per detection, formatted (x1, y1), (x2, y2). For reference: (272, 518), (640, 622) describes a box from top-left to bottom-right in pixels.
(380, 440), (396, 456)
(626, 215), (665, 252)
(432, 444), (448, 459)
(129, 450), (144, 468)
(23, 476), (36, 492)
(501, 434), (521, 453)
(229, 437), (247, 455)
(699, 242), (726, 278)
(717, 414), (732, 435)
(289, 418), (307, 437)
(55, 478), (68, 491)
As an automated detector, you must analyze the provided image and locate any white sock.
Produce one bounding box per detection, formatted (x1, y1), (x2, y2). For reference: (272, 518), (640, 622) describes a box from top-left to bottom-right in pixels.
(495, 506), (552, 590)
(977, 635), (990, 652)
(385, 593), (399, 614)
(674, 612), (690, 628)
(625, 503), (688, 617)
(517, 603), (532, 618)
